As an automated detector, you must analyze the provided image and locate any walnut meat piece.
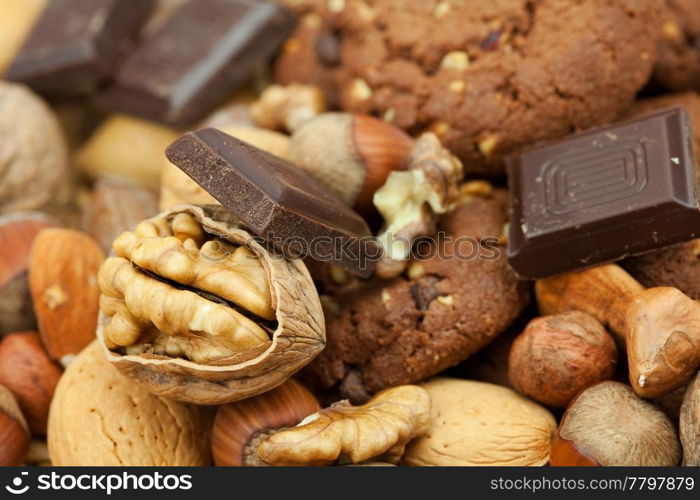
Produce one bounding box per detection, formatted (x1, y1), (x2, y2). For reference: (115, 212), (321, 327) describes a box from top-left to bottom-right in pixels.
(374, 133), (464, 278)
(96, 205), (326, 405)
(257, 385), (430, 466)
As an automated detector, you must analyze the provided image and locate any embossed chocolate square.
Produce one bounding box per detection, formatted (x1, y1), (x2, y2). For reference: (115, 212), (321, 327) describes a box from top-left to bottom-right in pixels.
(507, 106), (700, 279)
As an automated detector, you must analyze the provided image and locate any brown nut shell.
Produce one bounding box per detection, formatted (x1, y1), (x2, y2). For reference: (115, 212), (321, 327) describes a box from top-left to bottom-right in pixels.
(508, 312), (617, 408)
(0, 384), (30, 466)
(97, 205), (326, 405)
(551, 381), (681, 466)
(48, 342), (212, 466)
(680, 371), (700, 465)
(0, 331), (62, 435)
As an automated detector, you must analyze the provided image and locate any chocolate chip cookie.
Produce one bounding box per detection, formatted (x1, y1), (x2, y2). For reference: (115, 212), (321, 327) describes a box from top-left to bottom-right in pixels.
(275, 0), (662, 176)
(301, 191), (531, 402)
(653, 0), (700, 92)
(620, 92), (700, 299)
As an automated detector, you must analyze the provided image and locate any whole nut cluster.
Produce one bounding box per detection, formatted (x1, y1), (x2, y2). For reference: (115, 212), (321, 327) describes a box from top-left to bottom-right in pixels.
(0, 3), (698, 469)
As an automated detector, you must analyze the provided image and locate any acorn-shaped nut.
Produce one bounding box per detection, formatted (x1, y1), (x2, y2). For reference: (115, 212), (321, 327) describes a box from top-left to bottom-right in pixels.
(288, 113), (413, 214)
(212, 379), (320, 466)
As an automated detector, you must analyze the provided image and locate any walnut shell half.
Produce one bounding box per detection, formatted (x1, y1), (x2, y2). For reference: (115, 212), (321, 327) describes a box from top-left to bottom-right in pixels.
(96, 205), (326, 405)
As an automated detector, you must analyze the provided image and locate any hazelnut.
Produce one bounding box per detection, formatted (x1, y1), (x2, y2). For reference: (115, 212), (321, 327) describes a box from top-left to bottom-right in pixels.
(626, 287), (700, 398)
(536, 263), (644, 346)
(0, 384), (30, 466)
(0, 81), (70, 215)
(403, 378), (556, 466)
(29, 228), (105, 363)
(212, 379), (321, 466)
(550, 381), (681, 466)
(0, 331), (62, 435)
(0, 212), (55, 335)
(288, 112), (413, 214)
(680, 371), (700, 465)
(508, 312), (617, 408)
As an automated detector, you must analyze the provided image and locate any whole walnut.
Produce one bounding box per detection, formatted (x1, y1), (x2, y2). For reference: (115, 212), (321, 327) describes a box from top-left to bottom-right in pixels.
(508, 311), (618, 408)
(0, 81), (69, 215)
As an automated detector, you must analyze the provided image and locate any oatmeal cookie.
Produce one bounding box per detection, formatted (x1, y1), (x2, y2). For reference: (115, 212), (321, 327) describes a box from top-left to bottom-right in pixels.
(275, 0), (662, 176)
(301, 191), (531, 402)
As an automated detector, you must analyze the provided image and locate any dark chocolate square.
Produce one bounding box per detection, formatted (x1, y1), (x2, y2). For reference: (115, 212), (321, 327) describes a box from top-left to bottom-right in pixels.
(5, 0), (154, 96)
(507, 106), (700, 279)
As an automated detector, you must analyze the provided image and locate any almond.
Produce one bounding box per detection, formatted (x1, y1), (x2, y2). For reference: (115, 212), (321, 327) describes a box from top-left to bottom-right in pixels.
(28, 228), (104, 364)
(0, 212), (55, 334)
(0, 331), (62, 435)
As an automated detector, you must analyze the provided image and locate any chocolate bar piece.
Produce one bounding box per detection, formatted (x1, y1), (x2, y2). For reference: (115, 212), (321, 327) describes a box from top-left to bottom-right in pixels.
(5, 0), (154, 96)
(507, 106), (700, 279)
(99, 0), (296, 127)
(166, 128), (379, 277)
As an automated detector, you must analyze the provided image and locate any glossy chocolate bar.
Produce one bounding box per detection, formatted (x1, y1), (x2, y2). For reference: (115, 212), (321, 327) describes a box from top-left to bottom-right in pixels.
(166, 128), (379, 277)
(5, 0), (154, 96)
(99, 0), (296, 127)
(507, 106), (700, 279)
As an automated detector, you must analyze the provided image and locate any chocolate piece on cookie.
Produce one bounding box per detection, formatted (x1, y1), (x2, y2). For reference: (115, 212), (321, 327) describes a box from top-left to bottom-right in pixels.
(620, 93), (700, 300)
(301, 191), (531, 403)
(653, 0), (700, 92)
(274, 0), (662, 176)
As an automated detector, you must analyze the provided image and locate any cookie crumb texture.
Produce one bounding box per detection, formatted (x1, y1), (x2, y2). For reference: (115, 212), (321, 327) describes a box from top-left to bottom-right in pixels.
(654, 0), (700, 92)
(275, 0), (662, 176)
(302, 193), (531, 402)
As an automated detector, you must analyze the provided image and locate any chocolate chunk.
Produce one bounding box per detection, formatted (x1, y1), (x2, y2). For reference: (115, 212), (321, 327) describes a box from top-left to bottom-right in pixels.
(166, 128), (378, 277)
(480, 30), (502, 51)
(507, 106), (700, 279)
(315, 29), (342, 67)
(5, 0), (154, 96)
(99, 0), (296, 127)
(410, 276), (442, 311)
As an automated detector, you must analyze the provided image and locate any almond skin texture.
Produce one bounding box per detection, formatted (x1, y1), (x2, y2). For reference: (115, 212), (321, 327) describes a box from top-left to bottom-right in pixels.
(0, 384), (30, 466)
(28, 228), (104, 363)
(402, 378), (556, 466)
(0, 212), (54, 334)
(0, 331), (62, 435)
(48, 342), (213, 466)
(508, 312), (617, 408)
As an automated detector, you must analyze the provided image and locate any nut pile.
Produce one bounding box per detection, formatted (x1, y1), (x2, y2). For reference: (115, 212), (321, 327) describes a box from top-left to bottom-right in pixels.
(0, 0), (699, 469)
